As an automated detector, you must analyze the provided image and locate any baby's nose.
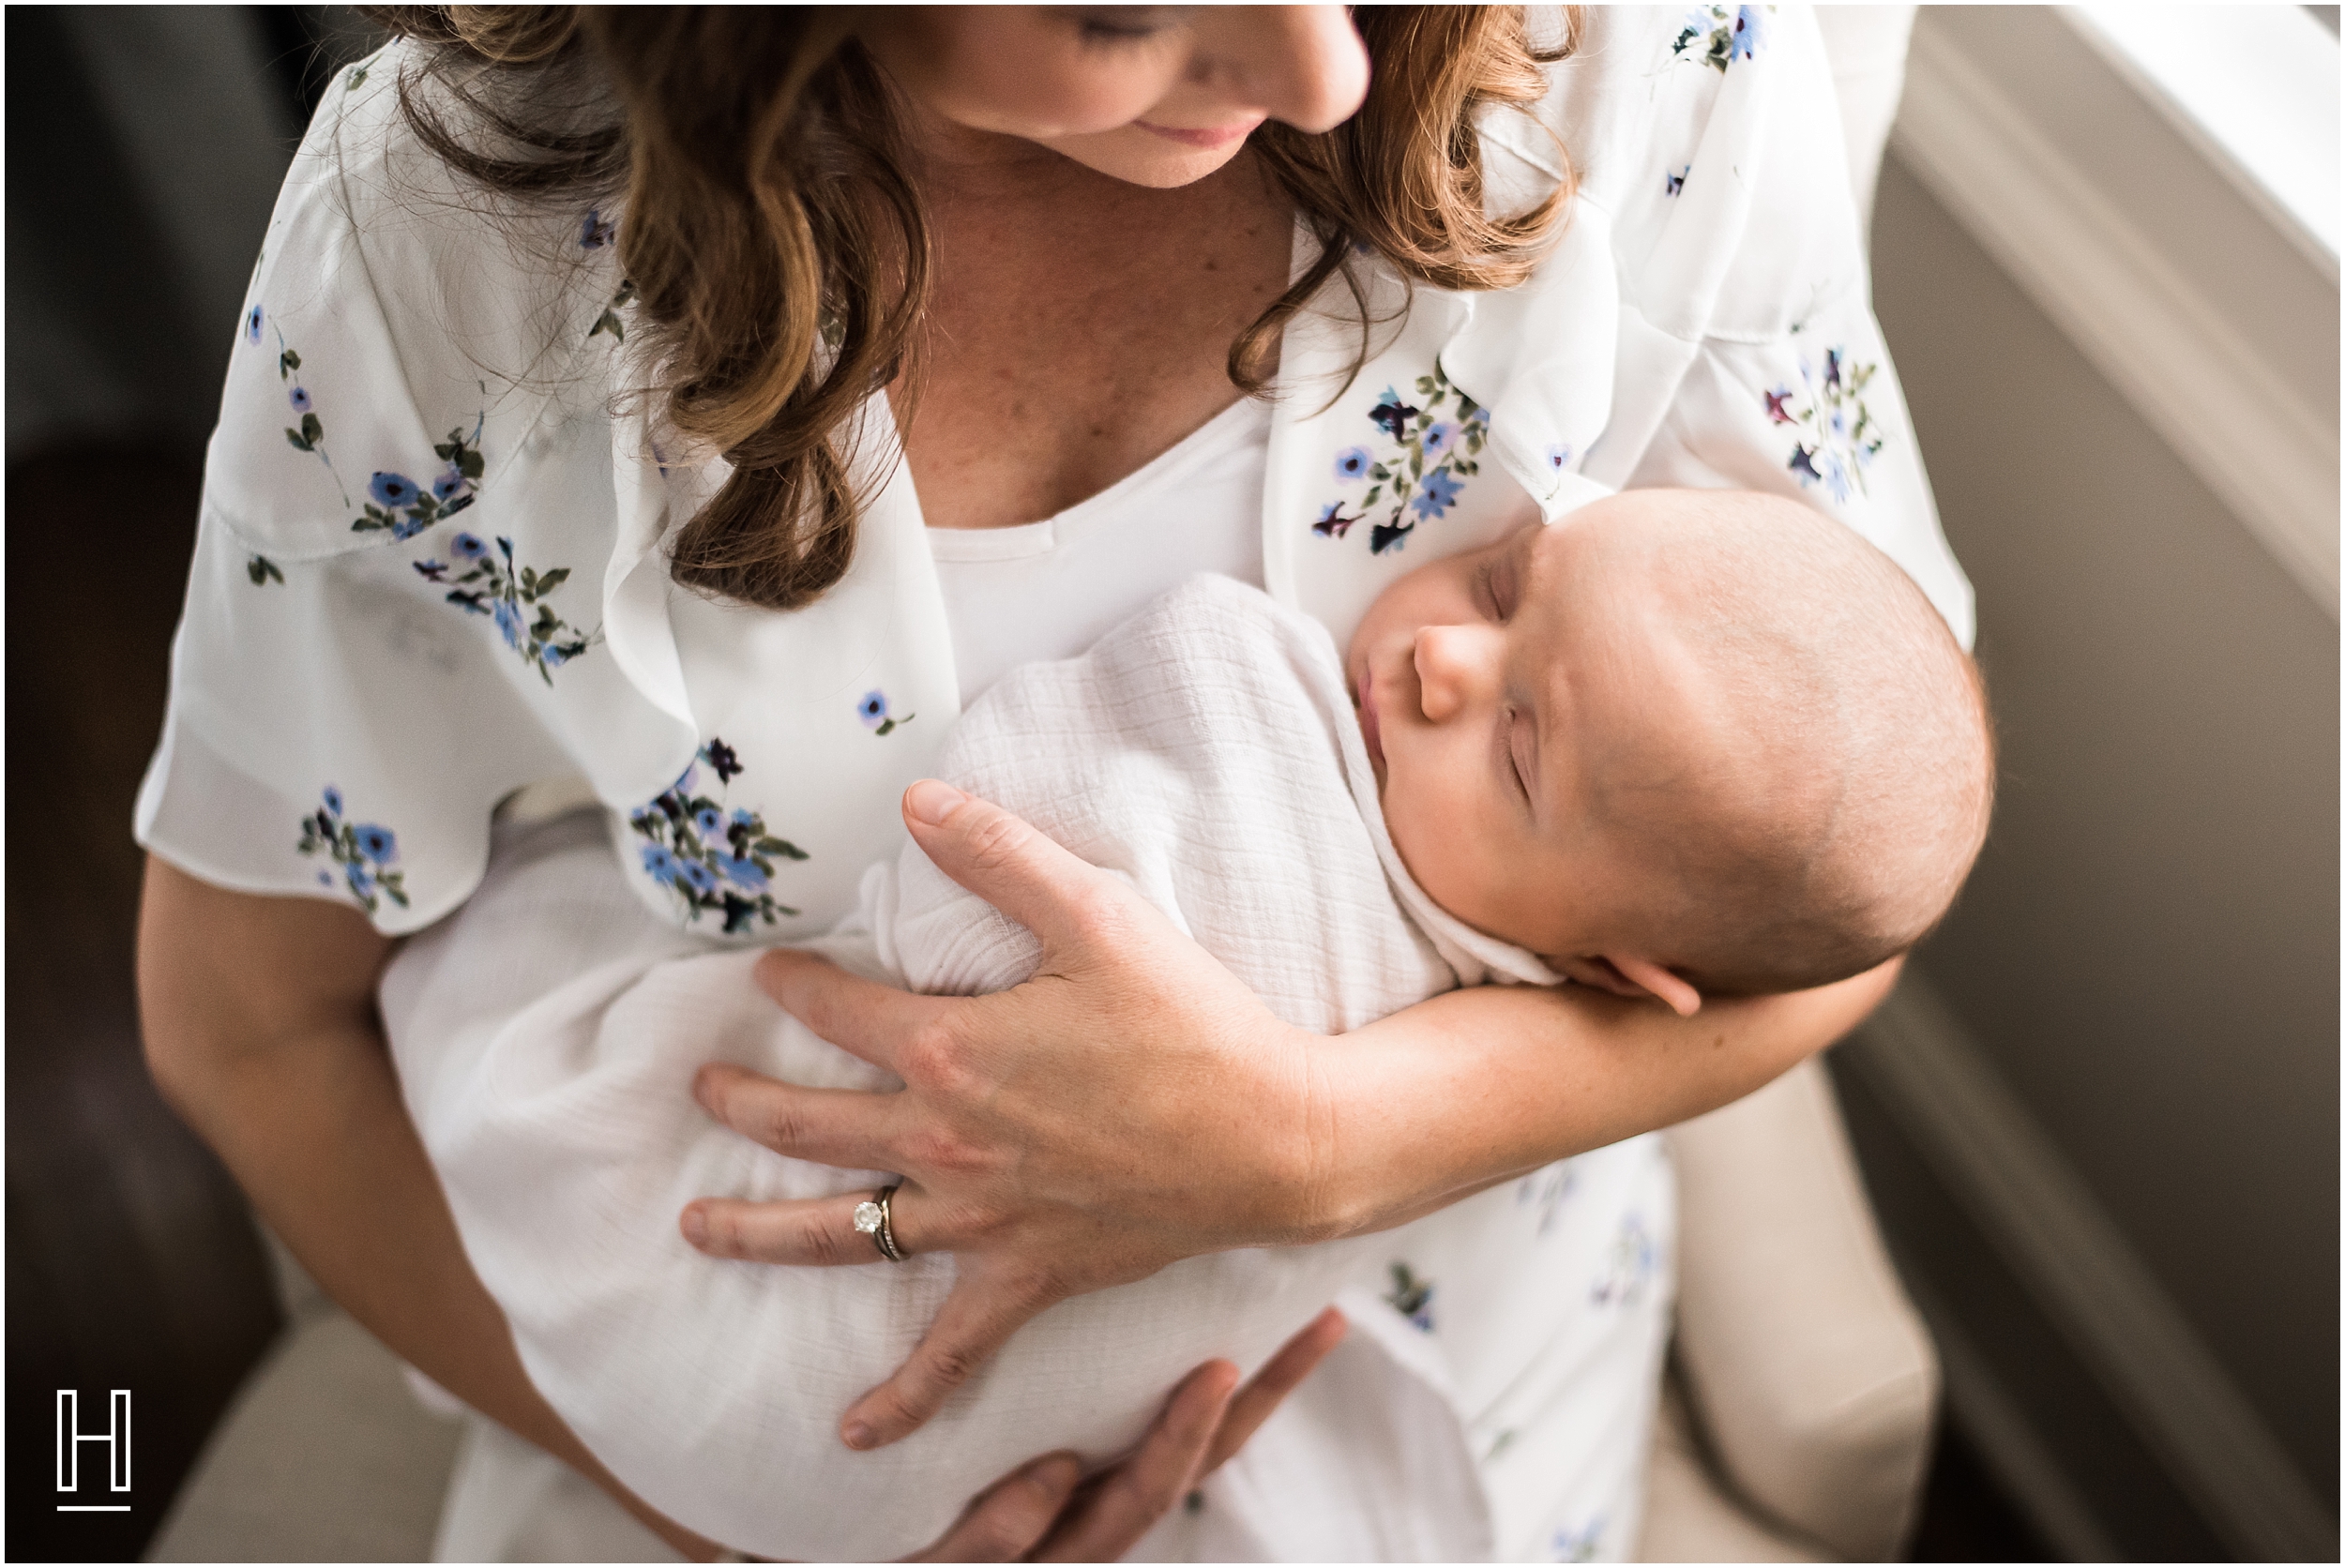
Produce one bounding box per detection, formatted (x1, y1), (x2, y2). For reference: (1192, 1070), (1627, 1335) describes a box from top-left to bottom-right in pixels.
(1414, 625), (1498, 722)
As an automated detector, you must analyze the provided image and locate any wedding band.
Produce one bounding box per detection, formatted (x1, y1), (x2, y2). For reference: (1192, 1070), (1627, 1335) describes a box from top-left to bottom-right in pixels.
(853, 1184), (907, 1263)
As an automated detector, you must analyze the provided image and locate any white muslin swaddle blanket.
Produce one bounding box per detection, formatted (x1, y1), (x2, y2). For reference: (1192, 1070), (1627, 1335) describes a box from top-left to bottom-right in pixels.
(383, 574), (1672, 1562)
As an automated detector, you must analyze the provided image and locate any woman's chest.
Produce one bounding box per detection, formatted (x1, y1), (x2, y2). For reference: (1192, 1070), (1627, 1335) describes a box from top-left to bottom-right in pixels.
(900, 157), (1293, 531)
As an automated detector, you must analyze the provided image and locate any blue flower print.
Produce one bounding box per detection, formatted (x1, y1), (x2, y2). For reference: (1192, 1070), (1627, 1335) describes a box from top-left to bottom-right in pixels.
(422, 534), (598, 684)
(1315, 363), (1488, 556)
(246, 304), (264, 344)
(1312, 501), (1362, 540)
(1367, 387), (1418, 442)
(298, 787), (409, 915)
(344, 63), (368, 90)
(1674, 4), (1770, 72)
(1517, 1163), (1579, 1237)
(1544, 441), (1573, 474)
(247, 553), (285, 587)
(1551, 1515), (1607, 1562)
(266, 327), (342, 500)
(589, 277), (638, 344)
(1665, 163), (1689, 197)
(1411, 469), (1463, 521)
(1771, 345), (1884, 503)
(352, 418), (483, 538)
(858, 689), (915, 737)
(370, 471), (422, 510)
(628, 738), (809, 932)
(1590, 1213), (1658, 1307)
(1384, 1261), (1435, 1333)
(581, 208), (615, 249)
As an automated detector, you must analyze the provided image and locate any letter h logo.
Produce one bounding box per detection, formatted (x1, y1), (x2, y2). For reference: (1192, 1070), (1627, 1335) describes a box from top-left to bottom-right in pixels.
(55, 1390), (131, 1497)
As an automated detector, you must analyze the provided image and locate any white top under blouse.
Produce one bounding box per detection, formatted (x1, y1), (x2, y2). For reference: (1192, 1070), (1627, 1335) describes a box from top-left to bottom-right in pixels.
(929, 393), (1272, 707)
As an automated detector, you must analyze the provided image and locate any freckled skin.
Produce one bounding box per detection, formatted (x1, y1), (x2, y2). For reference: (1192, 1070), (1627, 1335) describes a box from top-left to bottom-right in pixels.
(856, 8), (1369, 530)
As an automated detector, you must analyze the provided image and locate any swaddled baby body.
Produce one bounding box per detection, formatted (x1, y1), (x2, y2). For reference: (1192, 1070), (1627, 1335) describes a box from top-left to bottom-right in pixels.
(383, 489), (1988, 1561)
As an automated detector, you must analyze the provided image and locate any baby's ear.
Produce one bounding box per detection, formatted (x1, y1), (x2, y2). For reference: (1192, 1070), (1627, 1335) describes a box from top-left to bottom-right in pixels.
(1560, 953), (1703, 1017)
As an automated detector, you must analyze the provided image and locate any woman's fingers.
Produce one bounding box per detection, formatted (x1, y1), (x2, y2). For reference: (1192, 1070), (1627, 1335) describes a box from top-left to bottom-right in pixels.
(752, 946), (946, 1072)
(842, 1272), (1061, 1449)
(681, 1184), (934, 1267)
(691, 1065), (901, 1169)
(1032, 1361), (1238, 1562)
(901, 1452), (1083, 1562)
(1202, 1306), (1347, 1474)
(900, 781), (1138, 950)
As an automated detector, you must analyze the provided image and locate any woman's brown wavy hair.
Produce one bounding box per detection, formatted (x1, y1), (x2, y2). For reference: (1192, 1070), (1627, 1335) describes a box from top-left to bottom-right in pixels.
(363, 6), (1578, 610)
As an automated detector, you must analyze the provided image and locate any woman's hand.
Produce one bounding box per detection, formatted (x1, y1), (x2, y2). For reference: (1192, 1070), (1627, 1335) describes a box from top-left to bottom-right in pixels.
(686, 781), (1900, 1451)
(688, 780), (1339, 1449)
(905, 1310), (1344, 1561)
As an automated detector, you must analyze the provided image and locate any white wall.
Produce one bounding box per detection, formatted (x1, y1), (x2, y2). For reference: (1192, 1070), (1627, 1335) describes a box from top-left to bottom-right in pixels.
(1839, 8), (2337, 1556)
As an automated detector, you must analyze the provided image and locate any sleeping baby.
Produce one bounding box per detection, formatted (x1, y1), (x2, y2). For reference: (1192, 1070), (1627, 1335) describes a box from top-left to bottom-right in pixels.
(381, 487), (1990, 1560)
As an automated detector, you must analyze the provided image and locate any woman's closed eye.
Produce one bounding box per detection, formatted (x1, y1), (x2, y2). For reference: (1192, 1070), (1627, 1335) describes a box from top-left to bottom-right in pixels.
(1065, 6), (1185, 46)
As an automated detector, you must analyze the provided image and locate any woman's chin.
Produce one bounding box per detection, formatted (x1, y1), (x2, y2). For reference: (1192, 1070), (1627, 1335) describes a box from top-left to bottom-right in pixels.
(1045, 128), (1250, 188)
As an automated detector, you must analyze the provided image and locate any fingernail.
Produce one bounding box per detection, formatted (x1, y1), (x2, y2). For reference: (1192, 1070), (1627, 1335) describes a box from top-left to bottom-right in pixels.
(905, 779), (965, 827)
(681, 1206), (708, 1246)
(841, 1419), (874, 1450)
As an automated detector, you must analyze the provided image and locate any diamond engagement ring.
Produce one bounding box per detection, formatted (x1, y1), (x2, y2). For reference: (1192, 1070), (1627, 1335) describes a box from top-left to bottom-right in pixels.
(853, 1183), (907, 1262)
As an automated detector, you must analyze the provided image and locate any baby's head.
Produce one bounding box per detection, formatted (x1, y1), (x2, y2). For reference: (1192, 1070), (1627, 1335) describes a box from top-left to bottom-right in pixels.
(1347, 490), (1991, 1014)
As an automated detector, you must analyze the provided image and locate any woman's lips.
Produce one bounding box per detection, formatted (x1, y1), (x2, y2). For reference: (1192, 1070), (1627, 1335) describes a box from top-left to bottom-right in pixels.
(1134, 115), (1264, 149)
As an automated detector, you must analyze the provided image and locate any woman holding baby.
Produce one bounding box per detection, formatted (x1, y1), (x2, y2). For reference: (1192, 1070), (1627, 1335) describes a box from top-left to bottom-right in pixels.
(138, 6), (1981, 1560)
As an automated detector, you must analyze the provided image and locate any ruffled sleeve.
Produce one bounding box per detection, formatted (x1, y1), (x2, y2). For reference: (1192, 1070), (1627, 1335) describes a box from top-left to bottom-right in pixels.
(134, 45), (672, 933)
(1566, 4), (1976, 648)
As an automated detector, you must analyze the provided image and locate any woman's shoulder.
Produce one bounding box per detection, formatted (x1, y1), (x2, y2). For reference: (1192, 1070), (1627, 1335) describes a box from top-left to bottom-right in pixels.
(1483, 6), (1865, 341)
(218, 38), (635, 562)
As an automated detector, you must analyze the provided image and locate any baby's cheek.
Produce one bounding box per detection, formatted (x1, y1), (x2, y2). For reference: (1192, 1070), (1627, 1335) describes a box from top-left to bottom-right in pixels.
(1383, 778), (1484, 924)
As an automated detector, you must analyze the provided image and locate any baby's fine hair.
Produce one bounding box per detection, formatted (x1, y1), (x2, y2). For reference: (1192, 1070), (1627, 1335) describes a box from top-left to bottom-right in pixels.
(1614, 490), (1993, 996)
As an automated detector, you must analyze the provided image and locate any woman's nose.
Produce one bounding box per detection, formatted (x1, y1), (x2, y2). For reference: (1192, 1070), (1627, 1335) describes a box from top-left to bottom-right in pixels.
(1413, 625), (1501, 724)
(1209, 7), (1370, 133)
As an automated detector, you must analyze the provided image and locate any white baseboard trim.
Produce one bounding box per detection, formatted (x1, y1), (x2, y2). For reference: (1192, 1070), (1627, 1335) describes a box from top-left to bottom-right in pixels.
(1890, 17), (2340, 619)
(1839, 976), (2337, 1563)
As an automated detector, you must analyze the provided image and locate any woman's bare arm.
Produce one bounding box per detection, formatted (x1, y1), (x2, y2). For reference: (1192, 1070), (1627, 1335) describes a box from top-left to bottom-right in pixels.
(684, 782), (1901, 1449)
(135, 856), (729, 1559)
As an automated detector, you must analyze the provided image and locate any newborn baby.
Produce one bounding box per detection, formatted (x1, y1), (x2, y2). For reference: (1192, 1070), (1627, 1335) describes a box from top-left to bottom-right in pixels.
(382, 488), (1989, 1560)
(1354, 487), (1989, 1013)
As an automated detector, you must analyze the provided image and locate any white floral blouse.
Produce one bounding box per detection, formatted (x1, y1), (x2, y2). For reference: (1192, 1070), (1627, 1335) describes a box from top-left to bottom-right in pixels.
(138, 9), (1972, 1560)
(137, 6), (1971, 957)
